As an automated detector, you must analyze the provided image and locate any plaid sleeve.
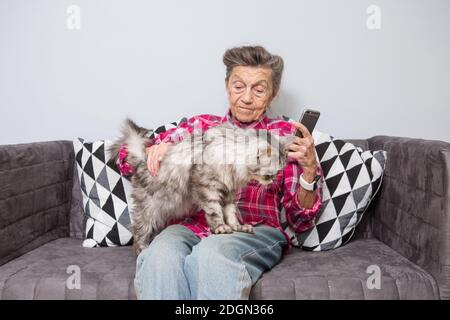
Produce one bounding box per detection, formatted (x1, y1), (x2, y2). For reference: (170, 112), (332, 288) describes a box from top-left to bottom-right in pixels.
(282, 163), (324, 233)
(116, 144), (136, 176)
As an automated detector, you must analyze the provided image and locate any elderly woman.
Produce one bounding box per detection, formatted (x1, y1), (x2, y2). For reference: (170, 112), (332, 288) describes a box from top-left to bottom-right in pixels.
(117, 45), (324, 299)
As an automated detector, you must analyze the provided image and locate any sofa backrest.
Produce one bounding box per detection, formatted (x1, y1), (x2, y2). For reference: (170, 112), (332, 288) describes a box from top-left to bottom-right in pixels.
(0, 141), (74, 266)
(368, 135), (450, 299)
(69, 164), (86, 240)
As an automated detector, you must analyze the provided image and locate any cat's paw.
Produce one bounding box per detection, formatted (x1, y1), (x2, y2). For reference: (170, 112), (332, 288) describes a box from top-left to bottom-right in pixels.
(231, 224), (254, 233)
(212, 224), (233, 234)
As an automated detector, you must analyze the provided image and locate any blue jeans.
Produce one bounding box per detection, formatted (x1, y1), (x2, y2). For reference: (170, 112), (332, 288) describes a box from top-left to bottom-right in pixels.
(134, 224), (287, 299)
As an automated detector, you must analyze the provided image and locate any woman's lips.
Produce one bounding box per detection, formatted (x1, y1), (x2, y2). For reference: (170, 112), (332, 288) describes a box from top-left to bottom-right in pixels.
(238, 106), (253, 113)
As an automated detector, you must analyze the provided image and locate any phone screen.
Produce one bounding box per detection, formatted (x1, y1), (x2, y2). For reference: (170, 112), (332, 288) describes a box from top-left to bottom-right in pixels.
(295, 109), (320, 138)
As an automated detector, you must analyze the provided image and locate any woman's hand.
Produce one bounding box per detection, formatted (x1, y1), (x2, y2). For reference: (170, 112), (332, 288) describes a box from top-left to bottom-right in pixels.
(146, 142), (170, 176)
(286, 121), (318, 179)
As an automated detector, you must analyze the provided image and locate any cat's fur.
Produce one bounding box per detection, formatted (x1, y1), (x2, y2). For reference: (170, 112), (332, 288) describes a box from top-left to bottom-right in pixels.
(109, 118), (292, 255)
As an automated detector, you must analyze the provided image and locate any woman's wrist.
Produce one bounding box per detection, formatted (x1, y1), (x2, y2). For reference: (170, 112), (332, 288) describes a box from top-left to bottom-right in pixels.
(302, 166), (319, 183)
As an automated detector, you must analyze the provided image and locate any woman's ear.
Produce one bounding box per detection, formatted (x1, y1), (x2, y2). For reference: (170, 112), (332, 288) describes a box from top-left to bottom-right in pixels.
(264, 89), (278, 111)
(271, 89), (278, 100)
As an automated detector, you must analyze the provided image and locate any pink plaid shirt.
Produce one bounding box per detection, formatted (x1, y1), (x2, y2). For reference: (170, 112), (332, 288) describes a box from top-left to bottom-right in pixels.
(117, 111), (323, 246)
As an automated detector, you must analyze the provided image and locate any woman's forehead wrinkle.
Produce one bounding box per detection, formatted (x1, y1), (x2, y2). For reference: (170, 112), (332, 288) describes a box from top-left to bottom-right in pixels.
(230, 73), (270, 86)
(230, 75), (244, 82)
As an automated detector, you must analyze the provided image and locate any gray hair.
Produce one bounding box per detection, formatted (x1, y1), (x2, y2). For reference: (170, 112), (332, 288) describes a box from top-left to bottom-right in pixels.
(223, 45), (284, 97)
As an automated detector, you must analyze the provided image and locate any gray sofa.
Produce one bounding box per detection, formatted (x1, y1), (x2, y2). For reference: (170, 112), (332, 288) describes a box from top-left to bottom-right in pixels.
(0, 135), (449, 299)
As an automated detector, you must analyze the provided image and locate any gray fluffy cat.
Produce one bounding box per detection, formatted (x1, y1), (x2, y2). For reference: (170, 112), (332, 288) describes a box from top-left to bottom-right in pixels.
(109, 118), (292, 255)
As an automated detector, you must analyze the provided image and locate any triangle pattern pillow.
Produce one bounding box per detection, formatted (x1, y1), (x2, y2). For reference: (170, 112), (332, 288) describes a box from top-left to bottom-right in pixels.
(282, 129), (387, 251)
(73, 119), (186, 247)
(73, 138), (135, 247)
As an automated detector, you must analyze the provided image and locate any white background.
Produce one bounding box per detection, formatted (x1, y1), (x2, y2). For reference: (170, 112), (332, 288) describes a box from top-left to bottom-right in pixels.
(0, 0), (449, 144)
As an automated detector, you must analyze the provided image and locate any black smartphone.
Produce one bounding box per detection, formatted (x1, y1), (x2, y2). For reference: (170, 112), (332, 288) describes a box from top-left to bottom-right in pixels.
(295, 108), (321, 138)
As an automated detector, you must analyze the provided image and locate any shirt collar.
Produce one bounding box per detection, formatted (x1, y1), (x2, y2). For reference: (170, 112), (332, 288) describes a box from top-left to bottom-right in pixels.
(221, 109), (269, 129)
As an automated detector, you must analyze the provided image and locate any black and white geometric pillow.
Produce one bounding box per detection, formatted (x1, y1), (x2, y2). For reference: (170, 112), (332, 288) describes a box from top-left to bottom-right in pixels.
(73, 118), (186, 248)
(73, 138), (135, 248)
(144, 118), (187, 140)
(283, 129), (387, 251)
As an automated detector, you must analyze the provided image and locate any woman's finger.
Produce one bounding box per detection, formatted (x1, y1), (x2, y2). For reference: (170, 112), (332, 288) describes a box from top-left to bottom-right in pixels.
(146, 147), (152, 173)
(291, 121), (312, 138)
(287, 143), (307, 153)
(293, 136), (306, 146)
(286, 143), (300, 152)
(147, 143), (169, 176)
(153, 147), (163, 175)
(288, 151), (306, 159)
(293, 136), (314, 148)
(149, 147), (158, 176)
(154, 149), (163, 175)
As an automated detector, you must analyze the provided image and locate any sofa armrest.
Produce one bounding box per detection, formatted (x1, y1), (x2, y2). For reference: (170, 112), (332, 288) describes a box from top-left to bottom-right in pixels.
(0, 141), (74, 266)
(368, 135), (450, 299)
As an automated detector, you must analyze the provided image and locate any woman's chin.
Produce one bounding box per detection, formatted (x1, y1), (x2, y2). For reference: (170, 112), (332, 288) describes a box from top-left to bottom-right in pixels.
(235, 112), (258, 123)
(236, 116), (252, 123)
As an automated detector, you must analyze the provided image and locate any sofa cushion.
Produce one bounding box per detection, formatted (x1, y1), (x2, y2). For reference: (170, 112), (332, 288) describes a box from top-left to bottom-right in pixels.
(250, 238), (440, 300)
(73, 138), (135, 247)
(0, 238), (136, 299)
(287, 130), (387, 251)
(0, 237), (439, 300)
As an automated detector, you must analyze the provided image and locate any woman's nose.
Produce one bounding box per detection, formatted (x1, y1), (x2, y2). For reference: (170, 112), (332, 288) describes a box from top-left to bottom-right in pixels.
(241, 88), (254, 104)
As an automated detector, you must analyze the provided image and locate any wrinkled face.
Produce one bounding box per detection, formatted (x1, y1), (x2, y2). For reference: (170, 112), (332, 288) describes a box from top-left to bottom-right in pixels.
(226, 66), (275, 123)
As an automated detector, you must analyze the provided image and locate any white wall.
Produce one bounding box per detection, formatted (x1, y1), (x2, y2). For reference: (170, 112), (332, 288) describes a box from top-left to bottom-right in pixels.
(1, 0), (449, 145)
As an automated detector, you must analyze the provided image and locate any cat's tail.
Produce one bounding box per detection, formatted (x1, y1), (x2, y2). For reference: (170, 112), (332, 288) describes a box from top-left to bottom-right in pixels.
(108, 118), (151, 170)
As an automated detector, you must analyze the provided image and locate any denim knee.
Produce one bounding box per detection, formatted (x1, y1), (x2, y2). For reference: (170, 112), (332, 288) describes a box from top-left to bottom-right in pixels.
(134, 224), (199, 299)
(183, 234), (254, 299)
(183, 226), (286, 299)
(136, 225), (197, 272)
